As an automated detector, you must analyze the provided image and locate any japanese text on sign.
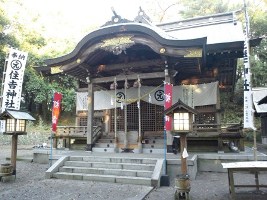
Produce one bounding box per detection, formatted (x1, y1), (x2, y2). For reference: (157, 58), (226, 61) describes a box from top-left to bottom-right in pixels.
(2, 49), (28, 111)
(243, 36), (254, 129)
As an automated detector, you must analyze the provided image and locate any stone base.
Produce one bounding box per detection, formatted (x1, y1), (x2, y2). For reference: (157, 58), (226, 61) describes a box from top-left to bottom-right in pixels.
(160, 175), (170, 186)
(167, 145), (173, 153)
(85, 144), (93, 151)
(262, 137), (267, 145)
(1, 175), (16, 182)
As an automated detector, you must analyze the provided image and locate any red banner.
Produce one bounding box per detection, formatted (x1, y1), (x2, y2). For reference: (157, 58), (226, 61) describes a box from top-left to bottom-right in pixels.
(164, 83), (172, 131)
(52, 92), (62, 132)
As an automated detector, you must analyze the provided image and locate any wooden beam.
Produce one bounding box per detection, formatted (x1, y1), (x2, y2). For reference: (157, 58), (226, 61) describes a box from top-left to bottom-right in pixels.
(89, 59), (164, 72)
(92, 72), (165, 84)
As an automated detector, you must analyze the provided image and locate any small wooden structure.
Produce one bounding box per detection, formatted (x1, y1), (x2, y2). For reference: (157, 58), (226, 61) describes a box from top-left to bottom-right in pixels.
(253, 88), (267, 144)
(165, 99), (197, 200)
(36, 10), (260, 152)
(222, 161), (267, 199)
(0, 110), (35, 175)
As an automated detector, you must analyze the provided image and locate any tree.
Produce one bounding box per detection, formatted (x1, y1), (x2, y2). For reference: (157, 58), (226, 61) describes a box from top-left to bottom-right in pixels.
(0, 0), (78, 122)
(0, 4), (19, 76)
(178, 0), (241, 18)
(248, 0), (267, 87)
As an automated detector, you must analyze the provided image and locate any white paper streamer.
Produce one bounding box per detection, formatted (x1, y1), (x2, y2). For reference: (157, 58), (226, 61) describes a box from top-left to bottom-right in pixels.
(182, 148), (189, 158)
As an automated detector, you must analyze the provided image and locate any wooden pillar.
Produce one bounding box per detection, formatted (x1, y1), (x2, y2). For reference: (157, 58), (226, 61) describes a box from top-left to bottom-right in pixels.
(104, 110), (110, 133)
(114, 78), (118, 150)
(261, 116), (267, 144)
(180, 133), (188, 175)
(86, 81), (94, 151)
(11, 134), (18, 175)
(137, 76), (142, 153)
(53, 137), (57, 148)
(124, 78), (128, 150)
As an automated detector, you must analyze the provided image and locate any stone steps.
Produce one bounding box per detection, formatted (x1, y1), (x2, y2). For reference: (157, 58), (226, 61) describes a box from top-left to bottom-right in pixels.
(59, 166), (153, 177)
(97, 139), (115, 143)
(142, 148), (165, 154)
(92, 135), (165, 154)
(65, 161), (155, 171)
(143, 144), (164, 148)
(94, 143), (115, 148)
(46, 155), (163, 187)
(53, 172), (153, 185)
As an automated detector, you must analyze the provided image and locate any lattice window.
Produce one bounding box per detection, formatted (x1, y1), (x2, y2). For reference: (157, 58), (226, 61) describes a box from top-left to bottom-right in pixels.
(194, 105), (217, 124)
(77, 115), (101, 126)
(110, 101), (164, 132)
(195, 113), (216, 124)
(78, 116), (87, 126)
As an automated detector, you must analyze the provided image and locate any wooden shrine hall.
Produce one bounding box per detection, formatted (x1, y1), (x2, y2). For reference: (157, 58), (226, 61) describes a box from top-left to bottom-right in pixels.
(36, 10), (260, 153)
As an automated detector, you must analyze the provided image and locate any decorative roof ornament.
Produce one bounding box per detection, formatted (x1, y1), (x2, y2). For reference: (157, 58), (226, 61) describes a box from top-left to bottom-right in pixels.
(134, 7), (152, 25)
(101, 7), (153, 27)
(101, 7), (132, 27)
(100, 35), (135, 55)
(51, 66), (63, 74)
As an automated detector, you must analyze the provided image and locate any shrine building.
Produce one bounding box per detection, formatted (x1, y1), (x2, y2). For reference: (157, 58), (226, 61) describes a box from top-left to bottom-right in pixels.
(36, 10), (260, 153)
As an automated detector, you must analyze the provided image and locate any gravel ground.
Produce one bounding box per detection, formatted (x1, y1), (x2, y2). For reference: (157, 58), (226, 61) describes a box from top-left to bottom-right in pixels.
(1, 145), (267, 200)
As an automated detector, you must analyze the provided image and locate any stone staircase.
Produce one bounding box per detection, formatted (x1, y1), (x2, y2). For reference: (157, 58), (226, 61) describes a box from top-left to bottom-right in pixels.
(46, 155), (164, 187)
(142, 137), (164, 154)
(92, 132), (165, 154)
(93, 135), (116, 153)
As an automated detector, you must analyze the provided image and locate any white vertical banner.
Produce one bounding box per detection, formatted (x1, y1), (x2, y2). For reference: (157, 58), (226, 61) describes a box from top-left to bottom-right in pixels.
(243, 18), (254, 129)
(1, 48), (28, 111)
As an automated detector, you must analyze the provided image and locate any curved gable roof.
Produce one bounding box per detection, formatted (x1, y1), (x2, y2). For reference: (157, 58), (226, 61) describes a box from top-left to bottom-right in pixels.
(45, 22), (207, 67)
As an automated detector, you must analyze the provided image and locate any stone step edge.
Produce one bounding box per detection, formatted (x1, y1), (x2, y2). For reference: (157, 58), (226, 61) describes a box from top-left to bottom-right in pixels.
(65, 160), (156, 167)
(61, 166), (153, 174)
(69, 156), (158, 163)
(52, 172), (153, 186)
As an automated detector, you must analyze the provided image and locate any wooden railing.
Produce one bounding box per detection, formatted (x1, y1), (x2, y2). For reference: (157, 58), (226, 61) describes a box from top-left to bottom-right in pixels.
(56, 126), (102, 142)
(221, 123), (243, 133)
(56, 126), (87, 137)
(191, 123), (244, 139)
(55, 123), (242, 140)
(193, 123), (221, 133)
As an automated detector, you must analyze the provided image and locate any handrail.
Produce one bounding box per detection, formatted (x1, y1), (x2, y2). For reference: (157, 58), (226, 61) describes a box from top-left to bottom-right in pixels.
(92, 126), (102, 144)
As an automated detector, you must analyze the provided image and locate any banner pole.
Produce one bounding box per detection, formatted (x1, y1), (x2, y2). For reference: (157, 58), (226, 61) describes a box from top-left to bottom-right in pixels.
(50, 92), (62, 167)
(243, 0), (257, 160)
(50, 131), (53, 167)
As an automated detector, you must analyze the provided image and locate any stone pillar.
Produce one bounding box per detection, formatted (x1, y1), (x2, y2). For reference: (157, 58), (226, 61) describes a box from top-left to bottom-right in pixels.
(86, 81), (94, 151)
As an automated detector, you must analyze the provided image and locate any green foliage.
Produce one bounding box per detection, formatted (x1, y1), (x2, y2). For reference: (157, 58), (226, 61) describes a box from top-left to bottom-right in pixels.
(0, 4), (19, 75)
(0, 0), (79, 123)
(179, 0), (241, 18)
(220, 91), (243, 124)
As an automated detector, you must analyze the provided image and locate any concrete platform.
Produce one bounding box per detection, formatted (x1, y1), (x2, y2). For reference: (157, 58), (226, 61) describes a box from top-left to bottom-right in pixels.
(31, 145), (267, 183)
